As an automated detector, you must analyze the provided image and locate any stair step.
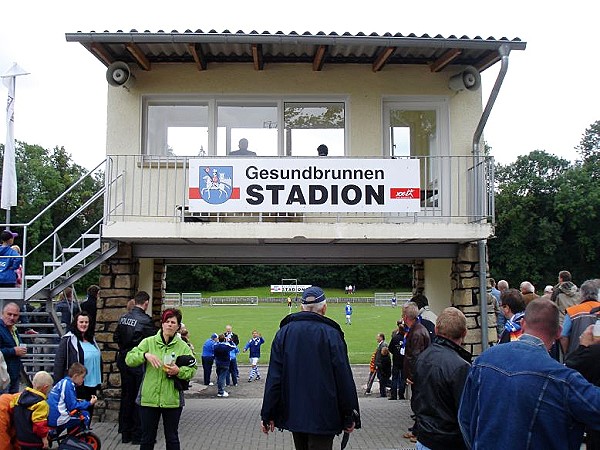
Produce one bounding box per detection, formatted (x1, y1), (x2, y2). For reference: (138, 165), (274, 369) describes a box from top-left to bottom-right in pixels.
(62, 248), (81, 253)
(82, 233), (100, 239)
(25, 275), (44, 281)
(43, 262), (62, 267)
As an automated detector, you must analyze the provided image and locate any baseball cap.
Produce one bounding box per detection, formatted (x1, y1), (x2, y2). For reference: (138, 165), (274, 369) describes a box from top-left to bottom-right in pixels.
(301, 286), (326, 304)
(0, 230), (17, 242)
(211, 333), (218, 339)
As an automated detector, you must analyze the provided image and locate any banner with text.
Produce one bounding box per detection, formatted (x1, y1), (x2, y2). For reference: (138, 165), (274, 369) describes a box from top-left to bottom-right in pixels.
(188, 158), (421, 213)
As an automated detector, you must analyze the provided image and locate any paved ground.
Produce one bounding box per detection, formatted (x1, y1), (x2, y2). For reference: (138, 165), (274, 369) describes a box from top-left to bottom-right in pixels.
(91, 364), (418, 450)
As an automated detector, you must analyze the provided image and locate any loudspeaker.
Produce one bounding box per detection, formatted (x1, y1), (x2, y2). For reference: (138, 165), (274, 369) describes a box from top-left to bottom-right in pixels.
(106, 61), (135, 89)
(448, 66), (481, 92)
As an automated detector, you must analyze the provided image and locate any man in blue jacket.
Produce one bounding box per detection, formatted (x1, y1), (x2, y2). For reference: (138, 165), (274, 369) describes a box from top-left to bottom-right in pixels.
(261, 286), (360, 449)
(0, 230), (20, 288)
(459, 298), (600, 450)
(0, 302), (26, 393)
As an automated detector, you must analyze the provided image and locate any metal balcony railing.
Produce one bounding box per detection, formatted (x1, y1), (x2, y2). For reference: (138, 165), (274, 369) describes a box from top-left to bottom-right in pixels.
(105, 155), (495, 225)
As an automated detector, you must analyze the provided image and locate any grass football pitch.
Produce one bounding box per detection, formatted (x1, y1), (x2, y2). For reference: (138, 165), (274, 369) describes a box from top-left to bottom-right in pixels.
(181, 302), (403, 365)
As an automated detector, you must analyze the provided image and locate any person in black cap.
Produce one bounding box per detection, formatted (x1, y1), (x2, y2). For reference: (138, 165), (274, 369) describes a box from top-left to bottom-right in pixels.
(317, 144), (329, 157)
(261, 286), (360, 449)
(0, 230), (20, 288)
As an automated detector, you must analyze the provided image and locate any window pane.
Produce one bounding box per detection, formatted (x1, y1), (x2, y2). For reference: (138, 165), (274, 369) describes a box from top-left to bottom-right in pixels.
(217, 104), (278, 156)
(146, 104), (208, 156)
(284, 102), (345, 156)
(389, 110), (436, 157)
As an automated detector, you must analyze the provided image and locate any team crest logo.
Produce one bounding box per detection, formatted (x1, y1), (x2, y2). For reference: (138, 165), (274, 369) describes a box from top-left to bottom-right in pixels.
(200, 166), (234, 205)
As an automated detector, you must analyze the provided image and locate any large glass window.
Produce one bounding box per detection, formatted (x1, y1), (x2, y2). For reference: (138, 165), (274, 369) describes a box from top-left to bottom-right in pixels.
(284, 102), (345, 156)
(216, 103), (278, 156)
(145, 102), (208, 156)
(143, 97), (346, 157)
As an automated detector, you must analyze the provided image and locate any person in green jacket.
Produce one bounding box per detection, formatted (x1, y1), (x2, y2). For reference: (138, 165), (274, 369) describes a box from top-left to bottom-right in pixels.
(125, 308), (197, 450)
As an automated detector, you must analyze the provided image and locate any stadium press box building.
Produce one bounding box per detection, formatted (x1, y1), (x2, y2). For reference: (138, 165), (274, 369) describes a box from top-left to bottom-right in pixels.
(64, 28), (525, 420)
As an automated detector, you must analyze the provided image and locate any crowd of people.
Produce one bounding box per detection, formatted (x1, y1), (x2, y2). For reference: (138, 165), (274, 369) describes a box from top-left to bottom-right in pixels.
(1, 264), (600, 450)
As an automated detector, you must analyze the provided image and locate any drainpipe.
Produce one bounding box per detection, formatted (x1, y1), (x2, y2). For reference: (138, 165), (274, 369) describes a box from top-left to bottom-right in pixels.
(473, 44), (510, 351)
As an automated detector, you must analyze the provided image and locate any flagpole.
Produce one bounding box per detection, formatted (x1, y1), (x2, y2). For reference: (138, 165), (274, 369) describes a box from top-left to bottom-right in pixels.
(1, 63), (30, 229)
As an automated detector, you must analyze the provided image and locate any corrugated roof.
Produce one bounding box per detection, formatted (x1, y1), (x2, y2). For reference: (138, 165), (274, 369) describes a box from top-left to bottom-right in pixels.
(65, 29), (526, 73)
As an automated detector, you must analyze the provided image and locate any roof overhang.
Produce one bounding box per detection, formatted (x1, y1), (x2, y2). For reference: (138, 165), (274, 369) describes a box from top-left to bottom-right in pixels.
(65, 29), (526, 73)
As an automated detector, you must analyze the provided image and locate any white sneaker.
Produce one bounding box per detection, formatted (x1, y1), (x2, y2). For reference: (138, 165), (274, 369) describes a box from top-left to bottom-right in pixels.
(217, 391), (229, 397)
(209, 382), (214, 386)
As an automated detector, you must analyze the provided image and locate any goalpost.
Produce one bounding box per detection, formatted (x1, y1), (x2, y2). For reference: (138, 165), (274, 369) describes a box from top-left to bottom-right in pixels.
(208, 296), (259, 306)
(374, 292), (395, 307)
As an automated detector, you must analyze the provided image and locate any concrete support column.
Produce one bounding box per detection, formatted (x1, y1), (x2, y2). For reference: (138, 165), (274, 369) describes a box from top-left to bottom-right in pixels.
(450, 242), (497, 356)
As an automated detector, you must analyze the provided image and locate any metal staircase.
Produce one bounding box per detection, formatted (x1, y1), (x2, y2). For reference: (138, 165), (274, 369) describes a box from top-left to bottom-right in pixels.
(0, 159), (117, 378)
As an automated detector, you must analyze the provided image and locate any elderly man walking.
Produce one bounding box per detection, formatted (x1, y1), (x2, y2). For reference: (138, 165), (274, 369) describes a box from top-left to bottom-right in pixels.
(261, 286), (360, 450)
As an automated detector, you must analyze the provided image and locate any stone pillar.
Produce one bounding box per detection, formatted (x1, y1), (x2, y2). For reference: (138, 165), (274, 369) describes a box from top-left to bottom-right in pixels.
(95, 243), (139, 422)
(153, 260), (167, 316)
(451, 242), (497, 356)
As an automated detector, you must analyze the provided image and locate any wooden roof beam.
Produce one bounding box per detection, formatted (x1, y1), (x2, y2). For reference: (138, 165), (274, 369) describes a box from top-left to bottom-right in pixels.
(126, 43), (151, 71)
(313, 45), (327, 71)
(90, 43), (113, 66)
(430, 48), (462, 72)
(252, 43), (264, 70)
(474, 51), (501, 72)
(372, 47), (396, 72)
(188, 43), (207, 71)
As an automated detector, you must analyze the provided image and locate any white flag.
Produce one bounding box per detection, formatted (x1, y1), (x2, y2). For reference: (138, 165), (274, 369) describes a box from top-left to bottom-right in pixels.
(1, 75), (17, 210)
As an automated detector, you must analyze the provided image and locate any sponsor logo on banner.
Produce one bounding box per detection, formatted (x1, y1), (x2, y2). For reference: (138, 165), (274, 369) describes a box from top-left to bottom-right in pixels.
(390, 188), (420, 199)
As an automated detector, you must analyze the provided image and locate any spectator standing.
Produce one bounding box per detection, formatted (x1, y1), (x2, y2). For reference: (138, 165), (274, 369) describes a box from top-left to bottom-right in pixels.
(498, 288), (526, 344)
(224, 324), (239, 346)
(388, 320), (406, 400)
(10, 245), (22, 288)
(411, 293), (437, 339)
(80, 285), (100, 338)
(113, 291), (156, 444)
(378, 347), (391, 397)
(373, 333), (388, 398)
(565, 324), (600, 450)
(412, 307), (471, 450)
(0, 302), (26, 393)
(54, 287), (80, 330)
(402, 301), (431, 443)
(560, 279), (600, 357)
(243, 330), (265, 382)
(520, 281), (539, 306)
(0, 231), (20, 288)
(52, 311), (101, 419)
(551, 270), (580, 325)
(317, 144), (329, 156)
(226, 341), (240, 387)
(213, 334), (232, 397)
(125, 308), (197, 450)
(495, 280), (509, 334)
(229, 138), (257, 156)
(260, 286), (360, 449)
(201, 333), (218, 386)
(540, 284), (554, 300)
(459, 298), (600, 449)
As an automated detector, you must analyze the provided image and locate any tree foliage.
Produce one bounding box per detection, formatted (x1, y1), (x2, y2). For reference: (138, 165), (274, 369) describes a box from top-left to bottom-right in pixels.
(490, 120), (600, 289)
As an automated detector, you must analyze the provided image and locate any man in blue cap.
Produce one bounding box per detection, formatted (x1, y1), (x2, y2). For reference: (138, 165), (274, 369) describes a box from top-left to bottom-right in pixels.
(261, 286), (360, 449)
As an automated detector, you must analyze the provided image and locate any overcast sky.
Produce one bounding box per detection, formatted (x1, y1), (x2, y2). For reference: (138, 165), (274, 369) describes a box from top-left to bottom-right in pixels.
(1, 1), (598, 170)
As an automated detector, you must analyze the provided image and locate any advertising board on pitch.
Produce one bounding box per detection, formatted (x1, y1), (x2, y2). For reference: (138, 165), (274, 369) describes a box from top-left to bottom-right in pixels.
(188, 158), (421, 213)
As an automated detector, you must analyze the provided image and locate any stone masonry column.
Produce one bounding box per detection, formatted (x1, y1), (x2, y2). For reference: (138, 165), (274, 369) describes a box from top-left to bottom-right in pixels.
(412, 260), (424, 295)
(451, 242), (497, 357)
(95, 243), (139, 421)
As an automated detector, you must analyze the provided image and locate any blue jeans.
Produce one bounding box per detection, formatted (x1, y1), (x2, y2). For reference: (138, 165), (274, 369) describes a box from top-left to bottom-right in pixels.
(390, 365), (402, 399)
(216, 365), (229, 394)
(416, 442), (433, 450)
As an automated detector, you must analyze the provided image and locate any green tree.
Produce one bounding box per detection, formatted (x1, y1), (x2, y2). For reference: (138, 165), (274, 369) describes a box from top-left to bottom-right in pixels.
(489, 150), (570, 287)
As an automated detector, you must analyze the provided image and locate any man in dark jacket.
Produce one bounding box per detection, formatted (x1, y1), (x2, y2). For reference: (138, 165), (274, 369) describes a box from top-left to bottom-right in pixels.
(388, 321), (406, 400)
(0, 302), (26, 393)
(565, 323), (600, 449)
(412, 307), (471, 450)
(261, 286), (360, 449)
(113, 291), (156, 444)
